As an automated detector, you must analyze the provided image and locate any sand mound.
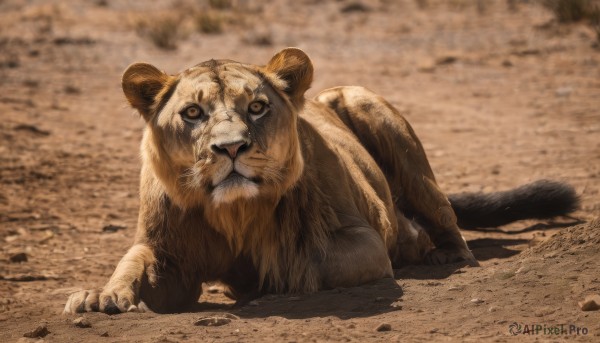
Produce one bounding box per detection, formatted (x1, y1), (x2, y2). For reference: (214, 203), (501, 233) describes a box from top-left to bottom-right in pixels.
(523, 218), (600, 257)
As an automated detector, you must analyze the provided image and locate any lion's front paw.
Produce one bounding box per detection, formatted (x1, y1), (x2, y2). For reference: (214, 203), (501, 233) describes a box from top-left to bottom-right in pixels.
(64, 286), (141, 315)
(64, 289), (100, 314)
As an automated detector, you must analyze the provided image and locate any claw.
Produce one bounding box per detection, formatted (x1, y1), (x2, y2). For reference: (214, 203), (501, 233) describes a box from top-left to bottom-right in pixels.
(101, 296), (122, 315)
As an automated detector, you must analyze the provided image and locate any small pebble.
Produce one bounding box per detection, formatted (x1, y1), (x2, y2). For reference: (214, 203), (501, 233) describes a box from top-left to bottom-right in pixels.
(555, 86), (573, 98)
(447, 286), (463, 291)
(194, 316), (233, 326)
(102, 224), (126, 233)
(579, 294), (600, 311)
(73, 317), (92, 328)
(390, 301), (403, 310)
(515, 266), (529, 274)
(23, 324), (49, 338)
(376, 323), (392, 332)
(100, 331), (109, 337)
(417, 59), (436, 73)
(10, 253), (28, 263)
(435, 55), (458, 65)
(471, 298), (484, 304)
(248, 300), (259, 306)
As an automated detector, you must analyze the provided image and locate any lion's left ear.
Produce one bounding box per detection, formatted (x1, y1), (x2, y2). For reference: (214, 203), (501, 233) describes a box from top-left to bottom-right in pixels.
(265, 48), (313, 107)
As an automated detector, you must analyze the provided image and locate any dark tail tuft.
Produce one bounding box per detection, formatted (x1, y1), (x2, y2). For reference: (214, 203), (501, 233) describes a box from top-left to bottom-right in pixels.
(448, 180), (580, 230)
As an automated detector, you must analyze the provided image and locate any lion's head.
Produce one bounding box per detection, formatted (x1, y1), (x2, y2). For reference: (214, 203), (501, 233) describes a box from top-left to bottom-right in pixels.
(122, 48), (313, 208)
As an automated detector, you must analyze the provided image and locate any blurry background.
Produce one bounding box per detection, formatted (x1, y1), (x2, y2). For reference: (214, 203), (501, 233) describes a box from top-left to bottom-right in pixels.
(1, 0), (599, 341)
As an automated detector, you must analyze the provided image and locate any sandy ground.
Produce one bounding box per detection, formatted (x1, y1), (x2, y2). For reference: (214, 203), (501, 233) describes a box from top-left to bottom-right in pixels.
(1, 0), (599, 341)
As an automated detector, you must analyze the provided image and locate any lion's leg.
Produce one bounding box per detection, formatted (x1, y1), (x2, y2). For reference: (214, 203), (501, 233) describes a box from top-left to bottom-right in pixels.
(64, 244), (155, 314)
(319, 226), (393, 289)
(390, 210), (434, 266)
(315, 86), (477, 266)
(64, 243), (202, 314)
(137, 264), (202, 314)
(220, 257), (263, 306)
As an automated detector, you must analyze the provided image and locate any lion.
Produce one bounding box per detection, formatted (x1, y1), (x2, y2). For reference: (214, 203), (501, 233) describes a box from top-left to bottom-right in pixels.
(64, 48), (578, 314)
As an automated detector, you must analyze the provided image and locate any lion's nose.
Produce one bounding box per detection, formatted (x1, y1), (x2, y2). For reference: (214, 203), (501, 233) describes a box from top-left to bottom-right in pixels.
(211, 140), (250, 159)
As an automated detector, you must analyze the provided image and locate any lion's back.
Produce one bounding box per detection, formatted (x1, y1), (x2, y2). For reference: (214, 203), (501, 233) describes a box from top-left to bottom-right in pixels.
(299, 99), (397, 242)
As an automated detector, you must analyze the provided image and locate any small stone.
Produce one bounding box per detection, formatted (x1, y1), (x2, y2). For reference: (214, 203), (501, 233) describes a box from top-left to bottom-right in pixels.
(429, 328), (439, 334)
(102, 224), (126, 233)
(73, 317), (92, 328)
(248, 300), (259, 306)
(417, 59), (436, 73)
(376, 323), (392, 332)
(374, 296), (386, 302)
(579, 294), (600, 311)
(515, 266), (530, 274)
(555, 86), (573, 98)
(194, 316), (232, 326)
(447, 285), (463, 291)
(471, 298), (484, 304)
(435, 55), (458, 65)
(502, 59), (513, 67)
(390, 301), (403, 310)
(23, 324), (49, 338)
(10, 253), (28, 263)
(100, 331), (109, 337)
(223, 313), (240, 320)
(496, 271), (515, 280)
(488, 306), (497, 313)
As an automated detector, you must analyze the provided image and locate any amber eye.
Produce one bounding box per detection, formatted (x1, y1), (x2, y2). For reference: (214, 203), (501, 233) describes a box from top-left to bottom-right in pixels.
(181, 104), (203, 122)
(248, 101), (269, 120)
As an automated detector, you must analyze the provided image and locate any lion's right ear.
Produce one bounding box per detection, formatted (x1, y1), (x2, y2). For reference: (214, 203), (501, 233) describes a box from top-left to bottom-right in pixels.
(122, 63), (171, 120)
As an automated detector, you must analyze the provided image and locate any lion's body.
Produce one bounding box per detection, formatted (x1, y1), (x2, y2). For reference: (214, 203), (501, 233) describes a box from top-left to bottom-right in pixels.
(64, 49), (577, 315)
(134, 95), (414, 302)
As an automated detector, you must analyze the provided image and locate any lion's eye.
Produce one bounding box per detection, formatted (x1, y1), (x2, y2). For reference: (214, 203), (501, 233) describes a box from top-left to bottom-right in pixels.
(248, 101), (269, 120)
(181, 104), (203, 122)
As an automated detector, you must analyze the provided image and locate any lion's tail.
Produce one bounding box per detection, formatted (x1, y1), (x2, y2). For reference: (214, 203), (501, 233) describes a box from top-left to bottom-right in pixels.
(448, 180), (580, 230)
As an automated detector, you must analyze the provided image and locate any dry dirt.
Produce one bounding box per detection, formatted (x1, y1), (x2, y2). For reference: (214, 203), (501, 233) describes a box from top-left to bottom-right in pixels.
(1, 0), (600, 342)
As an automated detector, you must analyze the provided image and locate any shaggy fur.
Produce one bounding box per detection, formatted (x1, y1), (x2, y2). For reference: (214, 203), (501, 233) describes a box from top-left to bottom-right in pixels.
(64, 48), (578, 315)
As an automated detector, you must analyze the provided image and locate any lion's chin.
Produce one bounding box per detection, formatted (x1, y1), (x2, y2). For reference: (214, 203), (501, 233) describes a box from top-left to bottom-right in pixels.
(211, 172), (259, 205)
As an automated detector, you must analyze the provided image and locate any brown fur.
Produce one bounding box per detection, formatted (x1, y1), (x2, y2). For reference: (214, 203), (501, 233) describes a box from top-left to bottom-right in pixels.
(64, 48), (476, 315)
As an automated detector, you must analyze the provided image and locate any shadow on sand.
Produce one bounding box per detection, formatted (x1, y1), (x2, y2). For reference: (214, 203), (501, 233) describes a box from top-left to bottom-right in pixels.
(182, 220), (584, 319)
(187, 277), (403, 320)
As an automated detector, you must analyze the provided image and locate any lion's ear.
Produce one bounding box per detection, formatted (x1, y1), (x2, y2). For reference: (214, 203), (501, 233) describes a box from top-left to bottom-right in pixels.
(122, 63), (171, 120)
(265, 48), (313, 107)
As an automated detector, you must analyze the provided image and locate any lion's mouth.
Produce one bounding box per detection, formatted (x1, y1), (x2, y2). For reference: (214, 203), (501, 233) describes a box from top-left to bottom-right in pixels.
(219, 171), (261, 187)
(221, 171), (249, 186)
(211, 170), (261, 204)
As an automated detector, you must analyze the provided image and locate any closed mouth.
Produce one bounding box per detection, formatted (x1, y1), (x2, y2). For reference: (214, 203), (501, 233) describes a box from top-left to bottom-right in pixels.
(223, 171), (247, 185)
(220, 171), (261, 187)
